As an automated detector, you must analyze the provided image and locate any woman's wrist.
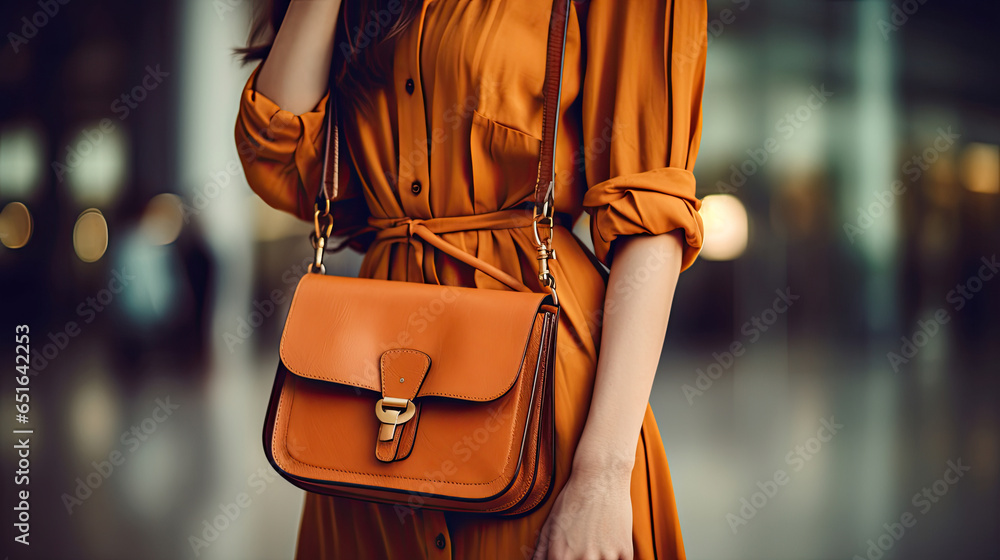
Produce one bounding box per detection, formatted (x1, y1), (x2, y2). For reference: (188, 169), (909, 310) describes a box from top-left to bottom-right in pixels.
(571, 434), (636, 481)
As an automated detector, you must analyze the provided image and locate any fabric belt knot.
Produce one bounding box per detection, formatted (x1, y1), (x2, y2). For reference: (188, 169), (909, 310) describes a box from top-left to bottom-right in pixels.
(366, 207), (541, 293)
(405, 218), (420, 239)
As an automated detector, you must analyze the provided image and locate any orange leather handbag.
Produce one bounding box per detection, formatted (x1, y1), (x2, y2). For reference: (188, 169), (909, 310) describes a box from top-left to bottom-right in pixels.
(262, 0), (571, 516)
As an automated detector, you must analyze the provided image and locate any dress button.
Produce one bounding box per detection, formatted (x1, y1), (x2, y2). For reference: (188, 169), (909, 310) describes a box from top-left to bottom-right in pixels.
(435, 533), (446, 549)
(410, 180), (422, 195)
(405, 78), (415, 95)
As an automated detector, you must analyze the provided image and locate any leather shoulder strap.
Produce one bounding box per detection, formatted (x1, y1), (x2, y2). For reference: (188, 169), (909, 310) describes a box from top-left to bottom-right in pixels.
(317, 0), (572, 209)
(534, 0), (572, 208)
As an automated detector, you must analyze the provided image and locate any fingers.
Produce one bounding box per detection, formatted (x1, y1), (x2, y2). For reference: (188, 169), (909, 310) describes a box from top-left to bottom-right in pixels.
(531, 517), (552, 560)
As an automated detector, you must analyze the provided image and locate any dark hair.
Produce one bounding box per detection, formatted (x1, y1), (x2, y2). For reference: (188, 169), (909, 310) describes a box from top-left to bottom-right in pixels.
(237, 0), (419, 110)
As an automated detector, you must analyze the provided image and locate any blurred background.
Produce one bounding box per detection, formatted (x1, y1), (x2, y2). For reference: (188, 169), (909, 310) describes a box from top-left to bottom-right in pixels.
(1, 0), (998, 559)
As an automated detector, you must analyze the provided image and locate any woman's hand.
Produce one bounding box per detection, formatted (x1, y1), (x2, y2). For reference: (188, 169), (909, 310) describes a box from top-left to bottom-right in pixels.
(532, 463), (634, 560)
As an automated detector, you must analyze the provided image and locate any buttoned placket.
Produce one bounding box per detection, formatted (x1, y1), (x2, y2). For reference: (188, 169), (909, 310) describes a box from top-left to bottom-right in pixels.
(394, 2), (433, 221)
(393, 2), (453, 557)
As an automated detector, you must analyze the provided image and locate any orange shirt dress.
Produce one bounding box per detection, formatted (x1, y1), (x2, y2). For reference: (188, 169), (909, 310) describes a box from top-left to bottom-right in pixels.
(235, 0), (706, 558)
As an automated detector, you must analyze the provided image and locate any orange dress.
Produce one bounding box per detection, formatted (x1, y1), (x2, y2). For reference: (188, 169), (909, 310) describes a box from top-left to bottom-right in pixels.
(235, 0), (706, 558)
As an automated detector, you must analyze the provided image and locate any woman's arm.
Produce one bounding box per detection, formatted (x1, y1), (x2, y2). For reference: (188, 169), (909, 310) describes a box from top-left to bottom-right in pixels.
(534, 230), (684, 560)
(255, 0), (343, 114)
(237, 0), (370, 224)
(575, 231), (684, 476)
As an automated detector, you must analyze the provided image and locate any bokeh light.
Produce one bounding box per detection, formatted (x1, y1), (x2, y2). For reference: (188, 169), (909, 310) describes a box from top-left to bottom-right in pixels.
(69, 374), (122, 460)
(0, 201), (33, 249)
(0, 123), (45, 200)
(698, 194), (749, 261)
(140, 193), (185, 246)
(63, 122), (128, 207)
(73, 208), (110, 262)
(960, 142), (1000, 194)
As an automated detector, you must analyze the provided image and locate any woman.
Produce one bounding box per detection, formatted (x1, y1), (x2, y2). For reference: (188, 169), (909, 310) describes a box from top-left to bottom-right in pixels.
(235, 0), (706, 557)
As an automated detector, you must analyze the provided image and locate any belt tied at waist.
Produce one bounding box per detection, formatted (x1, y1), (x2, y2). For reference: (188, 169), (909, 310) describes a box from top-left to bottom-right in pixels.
(366, 207), (546, 293)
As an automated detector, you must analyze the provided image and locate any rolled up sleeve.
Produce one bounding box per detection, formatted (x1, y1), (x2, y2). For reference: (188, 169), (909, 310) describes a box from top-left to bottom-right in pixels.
(235, 64), (330, 221)
(578, 0), (707, 271)
(235, 64), (371, 250)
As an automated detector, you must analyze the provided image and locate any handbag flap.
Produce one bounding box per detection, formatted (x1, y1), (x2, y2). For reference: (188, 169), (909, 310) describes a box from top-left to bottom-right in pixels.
(279, 273), (551, 402)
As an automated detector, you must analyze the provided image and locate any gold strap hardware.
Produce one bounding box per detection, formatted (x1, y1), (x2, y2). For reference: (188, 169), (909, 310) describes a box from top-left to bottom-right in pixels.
(375, 397), (416, 441)
(532, 186), (559, 305)
(309, 205), (334, 274)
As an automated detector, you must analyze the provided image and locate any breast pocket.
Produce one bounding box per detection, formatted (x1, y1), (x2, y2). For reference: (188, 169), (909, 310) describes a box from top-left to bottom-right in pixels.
(469, 110), (542, 213)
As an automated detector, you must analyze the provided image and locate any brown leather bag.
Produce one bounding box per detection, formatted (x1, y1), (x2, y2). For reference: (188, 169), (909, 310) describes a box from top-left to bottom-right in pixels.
(263, 0), (571, 517)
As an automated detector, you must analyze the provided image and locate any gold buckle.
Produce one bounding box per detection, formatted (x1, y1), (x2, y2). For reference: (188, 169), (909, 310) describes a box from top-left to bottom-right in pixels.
(375, 398), (416, 441)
